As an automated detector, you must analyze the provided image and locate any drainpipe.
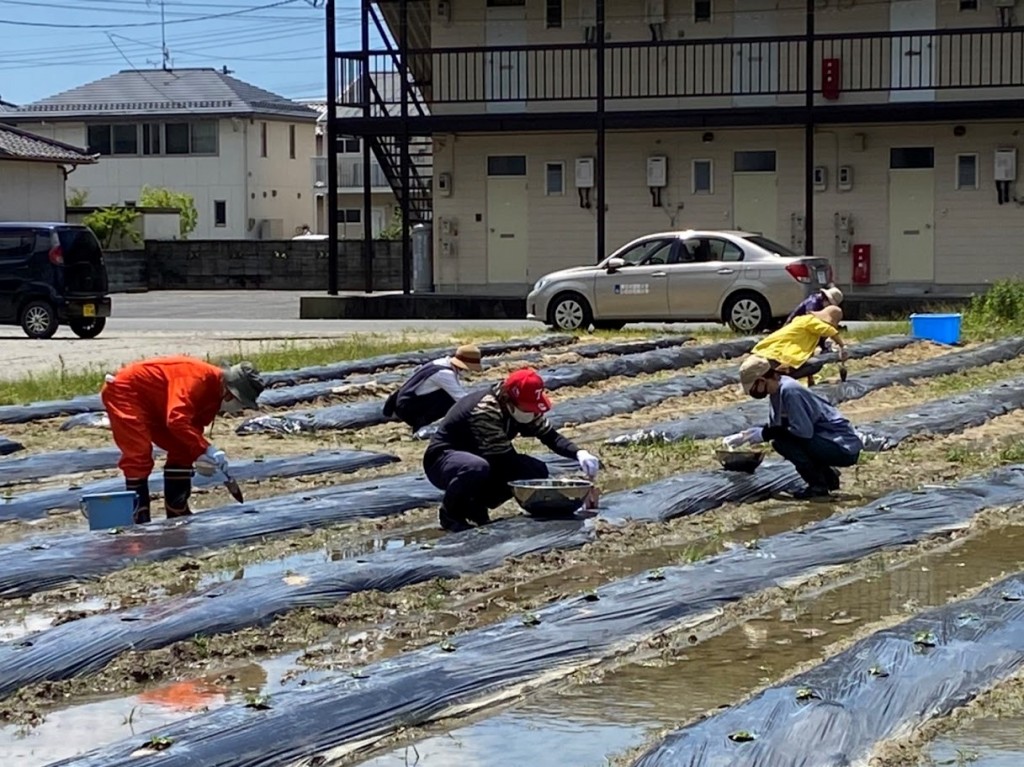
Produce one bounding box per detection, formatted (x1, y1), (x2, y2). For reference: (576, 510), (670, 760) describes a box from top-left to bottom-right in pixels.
(595, 0), (606, 264)
(327, 0), (341, 295)
(804, 0), (815, 255)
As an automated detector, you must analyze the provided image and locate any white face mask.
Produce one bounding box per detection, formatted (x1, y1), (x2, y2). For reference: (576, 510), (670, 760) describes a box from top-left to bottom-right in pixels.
(510, 407), (536, 424)
(220, 398), (244, 415)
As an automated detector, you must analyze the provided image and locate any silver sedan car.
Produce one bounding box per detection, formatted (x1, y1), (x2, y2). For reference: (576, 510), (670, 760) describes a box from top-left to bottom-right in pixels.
(526, 230), (834, 333)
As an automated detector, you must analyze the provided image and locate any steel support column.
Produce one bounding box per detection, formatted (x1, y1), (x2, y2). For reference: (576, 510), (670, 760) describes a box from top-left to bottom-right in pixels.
(326, 0), (339, 295)
(361, 0), (374, 293)
(804, 0), (815, 255)
(595, 0), (607, 264)
(399, 0), (412, 294)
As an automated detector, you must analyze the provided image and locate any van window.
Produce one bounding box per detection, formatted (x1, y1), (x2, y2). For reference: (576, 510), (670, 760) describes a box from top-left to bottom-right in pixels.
(0, 232), (34, 259)
(57, 228), (108, 293)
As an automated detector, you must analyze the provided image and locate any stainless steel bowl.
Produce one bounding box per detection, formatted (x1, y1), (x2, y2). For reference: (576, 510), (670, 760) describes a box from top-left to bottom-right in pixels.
(508, 478), (594, 517)
(715, 449), (765, 474)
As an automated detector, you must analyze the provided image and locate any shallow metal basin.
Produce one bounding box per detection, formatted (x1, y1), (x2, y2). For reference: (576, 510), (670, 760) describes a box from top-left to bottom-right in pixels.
(508, 478), (594, 517)
(715, 449), (765, 474)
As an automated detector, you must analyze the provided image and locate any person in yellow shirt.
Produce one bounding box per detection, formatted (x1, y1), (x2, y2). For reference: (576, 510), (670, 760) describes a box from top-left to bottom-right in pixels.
(749, 306), (847, 384)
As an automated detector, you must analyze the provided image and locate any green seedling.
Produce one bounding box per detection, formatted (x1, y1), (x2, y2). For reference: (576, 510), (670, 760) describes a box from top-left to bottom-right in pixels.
(868, 666), (890, 678)
(146, 736), (174, 751)
(913, 630), (937, 647)
(646, 568), (666, 582)
(521, 613), (541, 627)
(728, 730), (756, 743)
(439, 639), (457, 652)
(795, 687), (819, 702)
(244, 694), (272, 710)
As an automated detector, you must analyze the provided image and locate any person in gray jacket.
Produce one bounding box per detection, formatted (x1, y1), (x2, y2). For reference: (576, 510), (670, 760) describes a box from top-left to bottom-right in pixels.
(723, 355), (862, 499)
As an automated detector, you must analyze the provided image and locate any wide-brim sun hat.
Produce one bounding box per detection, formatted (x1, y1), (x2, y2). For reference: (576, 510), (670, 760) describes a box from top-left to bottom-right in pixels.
(223, 361), (265, 409)
(739, 355), (772, 395)
(451, 344), (484, 372)
(823, 286), (844, 306)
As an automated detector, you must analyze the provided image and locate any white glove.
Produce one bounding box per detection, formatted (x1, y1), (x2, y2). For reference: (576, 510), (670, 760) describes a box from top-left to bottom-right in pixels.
(576, 449), (600, 479)
(722, 427), (764, 450)
(195, 445), (229, 477)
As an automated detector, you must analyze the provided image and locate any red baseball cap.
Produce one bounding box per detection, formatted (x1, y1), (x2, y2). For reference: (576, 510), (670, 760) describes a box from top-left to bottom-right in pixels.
(503, 368), (552, 414)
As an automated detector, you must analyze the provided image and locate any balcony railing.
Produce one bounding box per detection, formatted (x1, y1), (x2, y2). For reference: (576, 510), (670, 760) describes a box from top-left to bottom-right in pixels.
(336, 26), (1024, 112)
(312, 155), (391, 189)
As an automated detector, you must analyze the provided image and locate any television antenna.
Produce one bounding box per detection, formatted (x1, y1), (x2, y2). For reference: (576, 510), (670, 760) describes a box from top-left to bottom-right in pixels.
(144, 0), (172, 70)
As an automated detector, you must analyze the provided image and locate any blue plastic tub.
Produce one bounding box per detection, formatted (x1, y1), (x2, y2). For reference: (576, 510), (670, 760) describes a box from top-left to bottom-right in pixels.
(909, 313), (962, 345)
(80, 491), (138, 531)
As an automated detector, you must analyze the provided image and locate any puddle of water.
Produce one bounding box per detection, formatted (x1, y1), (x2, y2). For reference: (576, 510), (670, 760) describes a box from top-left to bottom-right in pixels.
(355, 525), (1024, 767)
(0, 596), (110, 642)
(926, 714), (1024, 767)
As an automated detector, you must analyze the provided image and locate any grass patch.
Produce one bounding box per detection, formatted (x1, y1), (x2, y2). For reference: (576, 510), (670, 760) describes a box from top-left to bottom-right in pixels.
(962, 279), (1024, 340)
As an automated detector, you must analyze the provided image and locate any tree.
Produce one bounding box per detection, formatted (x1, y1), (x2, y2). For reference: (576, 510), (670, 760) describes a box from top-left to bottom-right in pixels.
(138, 185), (198, 239)
(82, 206), (142, 249)
(66, 188), (89, 207)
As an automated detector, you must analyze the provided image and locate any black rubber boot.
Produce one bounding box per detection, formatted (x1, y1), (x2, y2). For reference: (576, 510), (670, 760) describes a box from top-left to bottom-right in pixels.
(163, 466), (194, 519)
(438, 505), (472, 533)
(125, 477), (151, 524)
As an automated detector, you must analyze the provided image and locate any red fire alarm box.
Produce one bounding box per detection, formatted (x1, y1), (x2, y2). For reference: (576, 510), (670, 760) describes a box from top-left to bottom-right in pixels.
(822, 58), (841, 101)
(852, 244), (871, 285)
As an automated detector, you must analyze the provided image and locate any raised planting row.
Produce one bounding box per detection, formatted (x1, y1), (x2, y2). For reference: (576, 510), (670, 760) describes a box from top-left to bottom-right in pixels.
(0, 448), (124, 487)
(608, 335), (1024, 445)
(0, 450), (398, 523)
(3, 364), (1022, 634)
(45, 462), (1024, 767)
(632, 573), (1024, 767)
(414, 334), (914, 440)
(0, 438), (22, 457)
(236, 335), (876, 436)
(257, 334), (698, 409)
(0, 334), (574, 426)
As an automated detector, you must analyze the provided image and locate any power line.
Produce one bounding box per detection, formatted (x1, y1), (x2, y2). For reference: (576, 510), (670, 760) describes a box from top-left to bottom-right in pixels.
(0, 0), (306, 28)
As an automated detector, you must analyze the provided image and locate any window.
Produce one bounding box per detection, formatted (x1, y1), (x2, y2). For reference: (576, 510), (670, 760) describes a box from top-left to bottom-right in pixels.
(190, 122), (217, 154)
(289, 124), (296, 159)
(694, 0), (711, 22)
(260, 122), (268, 157)
(890, 147), (934, 169)
(743, 235), (800, 258)
(214, 200), (227, 227)
(343, 209), (362, 223)
(86, 125), (111, 155)
(614, 238), (676, 266)
(545, 162), (565, 195)
(142, 124), (161, 155)
(112, 124), (138, 155)
(956, 153), (979, 190)
(704, 237), (744, 262)
(341, 136), (361, 153)
(734, 150), (777, 172)
(692, 159), (713, 194)
(959, 0), (978, 9)
(487, 155), (527, 176)
(546, 0), (562, 28)
(165, 122), (191, 155)
(0, 232), (34, 259)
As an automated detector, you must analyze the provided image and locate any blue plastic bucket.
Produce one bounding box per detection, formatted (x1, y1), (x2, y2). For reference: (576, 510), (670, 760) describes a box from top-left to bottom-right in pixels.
(909, 313), (962, 345)
(80, 491), (138, 531)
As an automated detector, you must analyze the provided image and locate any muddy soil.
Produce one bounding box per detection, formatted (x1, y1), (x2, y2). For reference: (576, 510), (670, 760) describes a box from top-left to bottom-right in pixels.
(6, 409), (1024, 724)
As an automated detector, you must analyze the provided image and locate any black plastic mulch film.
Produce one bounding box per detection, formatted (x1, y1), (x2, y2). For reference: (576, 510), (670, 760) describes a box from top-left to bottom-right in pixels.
(0, 437), (22, 456)
(0, 334), (573, 427)
(47, 464), (1024, 767)
(236, 336), (763, 435)
(0, 448), (123, 487)
(608, 336), (1024, 445)
(0, 450), (397, 523)
(632, 574), (1024, 767)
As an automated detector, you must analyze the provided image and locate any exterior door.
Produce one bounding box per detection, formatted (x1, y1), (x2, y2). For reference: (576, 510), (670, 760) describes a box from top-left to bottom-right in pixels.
(485, 0), (527, 113)
(889, 169), (935, 282)
(669, 236), (744, 317)
(486, 156), (529, 284)
(733, 156), (778, 239)
(733, 0), (778, 106)
(890, 0), (936, 102)
(592, 238), (674, 319)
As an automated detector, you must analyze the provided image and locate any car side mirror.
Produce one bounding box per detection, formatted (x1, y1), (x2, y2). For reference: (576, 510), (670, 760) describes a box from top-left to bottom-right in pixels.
(605, 257), (626, 273)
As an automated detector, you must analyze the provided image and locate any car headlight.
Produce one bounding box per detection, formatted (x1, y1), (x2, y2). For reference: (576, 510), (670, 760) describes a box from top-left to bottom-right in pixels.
(532, 278), (549, 293)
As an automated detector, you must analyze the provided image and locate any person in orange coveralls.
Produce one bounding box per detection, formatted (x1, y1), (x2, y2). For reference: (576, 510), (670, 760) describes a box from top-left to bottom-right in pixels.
(101, 356), (265, 523)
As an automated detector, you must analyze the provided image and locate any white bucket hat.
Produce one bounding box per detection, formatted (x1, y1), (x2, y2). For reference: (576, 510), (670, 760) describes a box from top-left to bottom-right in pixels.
(822, 286), (844, 306)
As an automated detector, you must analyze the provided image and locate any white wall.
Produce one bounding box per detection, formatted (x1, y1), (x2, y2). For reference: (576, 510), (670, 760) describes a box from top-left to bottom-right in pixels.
(0, 161), (65, 221)
(18, 118), (316, 239)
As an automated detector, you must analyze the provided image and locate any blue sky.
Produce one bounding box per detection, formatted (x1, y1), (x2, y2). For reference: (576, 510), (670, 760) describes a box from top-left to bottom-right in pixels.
(0, 0), (372, 105)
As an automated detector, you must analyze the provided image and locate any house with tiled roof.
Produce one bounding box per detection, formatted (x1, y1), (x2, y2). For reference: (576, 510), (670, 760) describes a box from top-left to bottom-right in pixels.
(0, 123), (95, 221)
(5, 68), (319, 239)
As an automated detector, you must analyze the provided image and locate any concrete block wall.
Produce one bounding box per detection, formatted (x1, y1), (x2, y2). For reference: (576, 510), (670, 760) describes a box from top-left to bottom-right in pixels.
(105, 240), (405, 292)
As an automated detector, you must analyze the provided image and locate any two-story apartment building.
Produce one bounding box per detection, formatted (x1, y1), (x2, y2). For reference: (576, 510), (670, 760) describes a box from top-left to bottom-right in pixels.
(331, 0), (1024, 298)
(6, 68), (318, 240)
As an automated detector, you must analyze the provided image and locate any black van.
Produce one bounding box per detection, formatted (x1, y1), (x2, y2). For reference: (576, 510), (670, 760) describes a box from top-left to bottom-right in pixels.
(0, 223), (112, 339)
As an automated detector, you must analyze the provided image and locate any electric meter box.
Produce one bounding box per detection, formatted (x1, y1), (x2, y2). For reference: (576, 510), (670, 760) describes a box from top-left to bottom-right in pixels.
(647, 156), (668, 188)
(995, 148), (1017, 181)
(575, 157), (595, 188)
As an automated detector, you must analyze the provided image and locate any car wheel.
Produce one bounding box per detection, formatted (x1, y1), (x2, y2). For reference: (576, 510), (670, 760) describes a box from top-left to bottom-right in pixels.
(548, 292), (593, 331)
(69, 317), (107, 339)
(725, 292), (772, 334)
(20, 300), (59, 339)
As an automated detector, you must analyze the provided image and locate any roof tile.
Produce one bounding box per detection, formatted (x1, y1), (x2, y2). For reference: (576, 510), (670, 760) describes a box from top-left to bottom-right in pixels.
(0, 123), (96, 164)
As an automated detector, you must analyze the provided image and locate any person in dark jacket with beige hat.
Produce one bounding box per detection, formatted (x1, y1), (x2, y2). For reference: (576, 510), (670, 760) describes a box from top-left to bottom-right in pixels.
(383, 344), (484, 431)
